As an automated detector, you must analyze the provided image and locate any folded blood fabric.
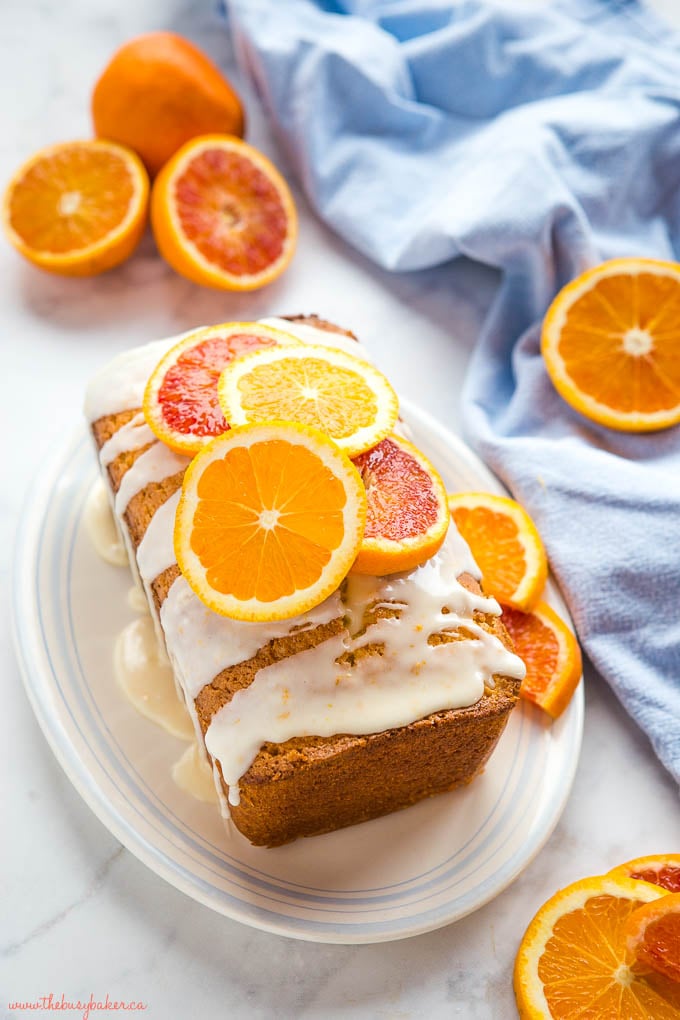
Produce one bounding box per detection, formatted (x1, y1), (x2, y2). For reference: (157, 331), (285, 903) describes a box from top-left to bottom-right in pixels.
(222, 0), (680, 782)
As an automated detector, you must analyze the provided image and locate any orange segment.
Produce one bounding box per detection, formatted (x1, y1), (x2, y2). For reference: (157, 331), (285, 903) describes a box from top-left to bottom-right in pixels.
(3, 139), (149, 276)
(542, 258), (680, 431)
(351, 434), (449, 575)
(218, 344), (399, 457)
(143, 322), (301, 454)
(514, 873), (680, 1019)
(174, 422), (367, 621)
(609, 856), (680, 894)
(501, 601), (582, 718)
(447, 492), (547, 610)
(626, 894), (680, 984)
(151, 135), (297, 291)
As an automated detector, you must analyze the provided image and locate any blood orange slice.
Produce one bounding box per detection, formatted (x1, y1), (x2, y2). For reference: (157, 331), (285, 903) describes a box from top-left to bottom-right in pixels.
(610, 856), (680, 894)
(143, 322), (300, 454)
(150, 135), (297, 291)
(626, 894), (680, 984)
(501, 601), (582, 718)
(351, 434), (449, 575)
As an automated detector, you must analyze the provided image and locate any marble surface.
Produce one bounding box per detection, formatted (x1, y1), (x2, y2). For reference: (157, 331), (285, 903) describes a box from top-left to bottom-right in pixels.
(2, 1), (679, 1017)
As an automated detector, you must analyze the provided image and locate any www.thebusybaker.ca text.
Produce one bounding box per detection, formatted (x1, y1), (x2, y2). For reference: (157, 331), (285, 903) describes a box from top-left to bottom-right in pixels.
(7, 992), (147, 1020)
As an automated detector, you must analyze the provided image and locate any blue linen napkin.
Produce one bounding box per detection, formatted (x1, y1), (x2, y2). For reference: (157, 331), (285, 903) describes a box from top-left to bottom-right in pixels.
(222, 0), (680, 782)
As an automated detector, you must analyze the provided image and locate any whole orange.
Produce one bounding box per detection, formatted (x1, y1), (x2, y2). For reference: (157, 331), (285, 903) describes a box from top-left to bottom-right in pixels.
(91, 32), (245, 177)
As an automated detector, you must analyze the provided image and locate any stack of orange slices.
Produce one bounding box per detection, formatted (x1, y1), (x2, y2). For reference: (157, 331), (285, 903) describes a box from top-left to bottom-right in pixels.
(514, 854), (680, 1018)
(448, 491), (581, 719)
(143, 324), (452, 622)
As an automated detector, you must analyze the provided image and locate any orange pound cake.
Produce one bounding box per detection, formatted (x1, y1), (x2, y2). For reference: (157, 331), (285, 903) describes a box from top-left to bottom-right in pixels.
(85, 316), (525, 846)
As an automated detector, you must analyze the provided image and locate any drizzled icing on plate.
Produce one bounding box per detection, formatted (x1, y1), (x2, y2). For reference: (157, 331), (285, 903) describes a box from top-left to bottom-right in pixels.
(84, 320), (525, 815)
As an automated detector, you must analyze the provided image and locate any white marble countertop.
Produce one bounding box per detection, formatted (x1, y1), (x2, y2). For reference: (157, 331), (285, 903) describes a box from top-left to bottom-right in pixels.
(2, 1), (679, 1017)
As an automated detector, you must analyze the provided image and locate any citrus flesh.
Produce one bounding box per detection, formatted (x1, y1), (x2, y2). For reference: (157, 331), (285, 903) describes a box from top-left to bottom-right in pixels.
(447, 492), (547, 610)
(143, 322), (300, 454)
(625, 894), (680, 984)
(174, 422), (367, 621)
(501, 601), (582, 718)
(218, 343), (399, 457)
(3, 139), (149, 275)
(542, 258), (680, 431)
(151, 135), (297, 290)
(351, 434), (449, 574)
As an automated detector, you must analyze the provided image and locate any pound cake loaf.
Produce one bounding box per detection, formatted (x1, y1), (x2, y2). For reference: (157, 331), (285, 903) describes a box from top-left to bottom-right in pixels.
(86, 316), (525, 847)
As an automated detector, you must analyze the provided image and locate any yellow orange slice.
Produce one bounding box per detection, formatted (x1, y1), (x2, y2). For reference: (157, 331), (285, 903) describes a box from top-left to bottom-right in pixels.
(174, 422), (367, 621)
(447, 492), (547, 610)
(609, 855), (680, 894)
(143, 322), (300, 454)
(542, 258), (680, 432)
(501, 601), (582, 718)
(625, 893), (680, 984)
(514, 873), (680, 1019)
(3, 139), (149, 276)
(151, 134), (297, 291)
(351, 434), (449, 574)
(218, 344), (399, 458)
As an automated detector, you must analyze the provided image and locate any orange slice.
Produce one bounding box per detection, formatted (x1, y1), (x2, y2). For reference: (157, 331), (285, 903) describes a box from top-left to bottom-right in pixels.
(542, 258), (680, 432)
(514, 873), (680, 1019)
(609, 856), (680, 894)
(3, 139), (149, 276)
(626, 893), (680, 984)
(150, 135), (297, 291)
(174, 422), (367, 621)
(143, 322), (300, 454)
(218, 344), (399, 458)
(351, 434), (449, 575)
(501, 601), (582, 718)
(447, 492), (547, 610)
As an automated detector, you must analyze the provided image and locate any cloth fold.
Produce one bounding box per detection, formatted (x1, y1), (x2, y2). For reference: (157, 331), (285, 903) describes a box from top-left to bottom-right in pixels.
(223, 0), (680, 781)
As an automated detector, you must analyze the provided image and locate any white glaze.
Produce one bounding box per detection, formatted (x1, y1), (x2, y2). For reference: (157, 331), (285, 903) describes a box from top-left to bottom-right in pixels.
(127, 584), (149, 613)
(83, 479), (128, 566)
(205, 528), (525, 805)
(99, 413), (155, 466)
(114, 443), (189, 517)
(113, 615), (194, 740)
(160, 576), (344, 701)
(84, 333), (194, 422)
(137, 489), (181, 584)
(172, 742), (218, 804)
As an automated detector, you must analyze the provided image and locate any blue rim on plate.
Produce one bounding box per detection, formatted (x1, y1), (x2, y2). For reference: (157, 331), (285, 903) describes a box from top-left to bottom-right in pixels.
(11, 401), (583, 943)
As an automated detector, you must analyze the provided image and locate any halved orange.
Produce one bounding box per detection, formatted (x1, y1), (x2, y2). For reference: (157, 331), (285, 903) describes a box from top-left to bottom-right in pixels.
(3, 139), (149, 276)
(151, 134), (297, 291)
(143, 322), (300, 454)
(514, 873), (680, 1019)
(542, 258), (680, 432)
(501, 601), (582, 718)
(218, 344), (399, 458)
(447, 492), (547, 610)
(610, 855), (680, 894)
(174, 422), (367, 621)
(626, 893), (680, 984)
(351, 435), (449, 575)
